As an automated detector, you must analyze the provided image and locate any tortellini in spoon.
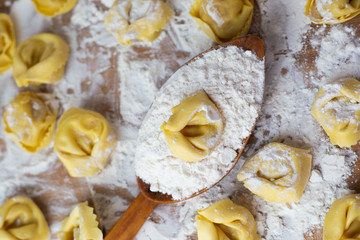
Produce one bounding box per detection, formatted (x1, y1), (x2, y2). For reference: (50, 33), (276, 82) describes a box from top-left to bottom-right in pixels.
(3, 91), (58, 153)
(0, 196), (50, 240)
(58, 202), (102, 240)
(311, 78), (360, 147)
(54, 108), (116, 177)
(196, 199), (260, 240)
(104, 0), (173, 45)
(305, 0), (360, 24)
(190, 0), (254, 43)
(31, 0), (79, 17)
(13, 33), (69, 87)
(161, 90), (223, 162)
(323, 194), (360, 240)
(238, 142), (312, 203)
(0, 14), (15, 73)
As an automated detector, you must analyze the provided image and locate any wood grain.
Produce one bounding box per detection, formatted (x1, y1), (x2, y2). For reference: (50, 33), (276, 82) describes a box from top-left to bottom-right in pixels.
(104, 194), (158, 240)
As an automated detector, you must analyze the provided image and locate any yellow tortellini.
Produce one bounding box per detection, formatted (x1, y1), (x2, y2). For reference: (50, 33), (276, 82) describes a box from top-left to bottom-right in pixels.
(13, 33), (69, 87)
(0, 196), (50, 240)
(196, 199), (260, 240)
(104, 0), (173, 45)
(54, 108), (116, 177)
(305, 0), (360, 24)
(237, 142), (312, 203)
(161, 90), (223, 162)
(58, 202), (103, 240)
(323, 194), (360, 240)
(31, 0), (79, 17)
(3, 91), (58, 153)
(190, 0), (254, 43)
(311, 78), (360, 147)
(0, 14), (15, 73)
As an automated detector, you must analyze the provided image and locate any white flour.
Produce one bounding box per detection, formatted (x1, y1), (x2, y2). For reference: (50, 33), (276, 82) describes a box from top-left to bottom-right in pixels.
(135, 46), (264, 200)
(0, 0), (359, 239)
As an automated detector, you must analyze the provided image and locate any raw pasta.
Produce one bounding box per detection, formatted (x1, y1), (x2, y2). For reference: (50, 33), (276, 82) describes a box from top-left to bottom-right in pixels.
(13, 33), (69, 87)
(196, 199), (260, 240)
(104, 0), (173, 45)
(323, 194), (360, 240)
(311, 78), (360, 147)
(58, 202), (102, 240)
(238, 142), (312, 203)
(54, 108), (116, 177)
(0, 196), (49, 240)
(305, 0), (360, 24)
(161, 90), (223, 162)
(0, 14), (15, 73)
(2, 91), (58, 153)
(31, 0), (79, 17)
(190, 0), (254, 43)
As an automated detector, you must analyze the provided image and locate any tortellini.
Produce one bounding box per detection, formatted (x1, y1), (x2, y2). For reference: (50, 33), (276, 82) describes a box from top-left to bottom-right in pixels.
(0, 196), (50, 240)
(58, 202), (102, 240)
(104, 0), (173, 45)
(31, 0), (79, 17)
(305, 0), (360, 24)
(13, 33), (69, 87)
(0, 14), (15, 73)
(3, 91), (58, 153)
(190, 0), (254, 43)
(196, 199), (260, 240)
(311, 78), (360, 147)
(323, 194), (360, 240)
(237, 142), (312, 203)
(161, 90), (223, 162)
(54, 108), (116, 177)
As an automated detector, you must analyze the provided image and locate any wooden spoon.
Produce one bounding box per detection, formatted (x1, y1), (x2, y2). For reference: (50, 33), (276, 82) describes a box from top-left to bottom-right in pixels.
(105, 35), (265, 240)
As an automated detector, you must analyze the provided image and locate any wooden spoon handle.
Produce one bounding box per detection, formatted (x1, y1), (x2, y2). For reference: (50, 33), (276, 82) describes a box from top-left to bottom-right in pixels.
(105, 194), (158, 240)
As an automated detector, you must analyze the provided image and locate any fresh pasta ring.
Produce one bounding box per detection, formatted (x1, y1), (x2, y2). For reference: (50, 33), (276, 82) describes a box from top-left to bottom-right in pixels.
(323, 194), (360, 240)
(13, 33), (69, 87)
(190, 0), (254, 43)
(2, 91), (58, 153)
(305, 0), (360, 24)
(0, 13), (15, 73)
(0, 196), (50, 240)
(54, 108), (116, 177)
(58, 201), (103, 240)
(31, 0), (79, 17)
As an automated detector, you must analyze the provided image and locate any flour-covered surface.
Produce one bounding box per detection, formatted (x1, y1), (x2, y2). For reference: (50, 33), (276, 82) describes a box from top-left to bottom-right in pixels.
(0, 0), (360, 240)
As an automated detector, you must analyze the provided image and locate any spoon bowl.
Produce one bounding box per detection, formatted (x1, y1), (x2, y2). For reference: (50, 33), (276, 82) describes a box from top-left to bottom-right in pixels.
(105, 35), (265, 240)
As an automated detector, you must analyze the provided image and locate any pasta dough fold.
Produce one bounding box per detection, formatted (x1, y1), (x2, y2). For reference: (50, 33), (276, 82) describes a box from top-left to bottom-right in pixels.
(31, 0), (79, 17)
(58, 202), (102, 240)
(305, 0), (360, 24)
(161, 90), (223, 162)
(237, 142), (312, 203)
(323, 194), (360, 240)
(311, 78), (360, 147)
(54, 108), (116, 177)
(13, 33), (69, 87)
(104, 0), (173, 45)
(190, 0), (254, 43)
(3, 91), (58, 153)
(0, 14), (15, 73)
(196, 199), (260, 240)
(0, 196), (49, 240)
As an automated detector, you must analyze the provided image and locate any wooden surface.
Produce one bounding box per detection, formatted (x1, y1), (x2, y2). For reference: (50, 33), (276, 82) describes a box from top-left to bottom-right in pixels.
(0, 1), (360, 240)
(104, 194), (158, 240)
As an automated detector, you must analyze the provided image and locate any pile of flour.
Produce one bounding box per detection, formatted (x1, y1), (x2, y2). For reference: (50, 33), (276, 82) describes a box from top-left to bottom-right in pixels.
(135, 46), (264, 200)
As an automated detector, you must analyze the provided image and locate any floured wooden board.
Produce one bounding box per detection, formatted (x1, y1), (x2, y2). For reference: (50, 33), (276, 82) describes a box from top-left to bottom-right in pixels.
(0, 0), (360, 239)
